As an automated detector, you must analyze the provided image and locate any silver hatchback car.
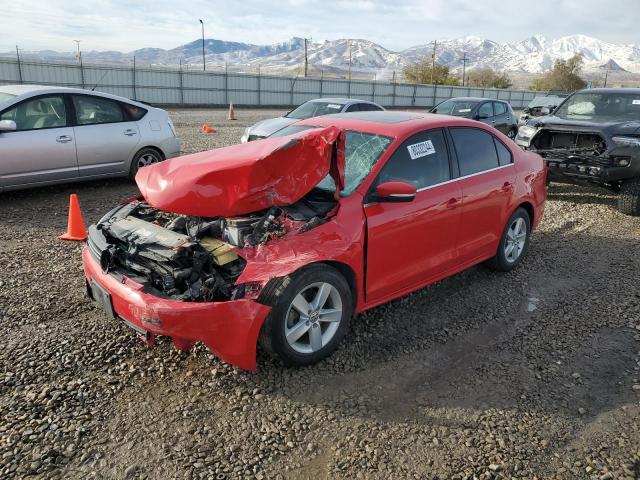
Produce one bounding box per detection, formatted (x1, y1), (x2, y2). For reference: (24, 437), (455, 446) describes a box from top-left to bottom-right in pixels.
(0, 85), (180, 192)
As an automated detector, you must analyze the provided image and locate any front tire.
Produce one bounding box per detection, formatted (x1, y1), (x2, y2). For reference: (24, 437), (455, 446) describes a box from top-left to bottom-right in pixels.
(507, 128), (517, 140)
(618, 177), (640, 216)
(129, 147), (164, 181)
(259, 265), (352, 367)
(487, 207), (531, 272)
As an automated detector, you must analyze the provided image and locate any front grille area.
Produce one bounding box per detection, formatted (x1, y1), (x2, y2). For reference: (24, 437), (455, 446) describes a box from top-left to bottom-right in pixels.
(87, 225), (107, 261)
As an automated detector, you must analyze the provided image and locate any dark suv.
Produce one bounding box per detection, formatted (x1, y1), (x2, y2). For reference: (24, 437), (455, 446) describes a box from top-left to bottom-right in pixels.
(431, 97), (519, 139)
(516, 88), (640, 215)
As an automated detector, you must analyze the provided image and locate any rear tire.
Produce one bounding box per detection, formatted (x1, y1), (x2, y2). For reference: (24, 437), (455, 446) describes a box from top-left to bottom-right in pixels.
(507, 128), (517, 140)
(259, 265), (352, 367)
(129, 147), (164, 181)
(487, 207), (531, 272)
(618, 177), (640, 216)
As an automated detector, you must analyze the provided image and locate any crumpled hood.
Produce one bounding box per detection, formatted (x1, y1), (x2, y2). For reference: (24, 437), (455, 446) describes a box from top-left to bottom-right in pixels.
(136, 126), (345, 217)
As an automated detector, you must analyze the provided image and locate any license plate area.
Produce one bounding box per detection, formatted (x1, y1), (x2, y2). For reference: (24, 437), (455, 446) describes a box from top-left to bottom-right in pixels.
(92, 280), (115, 319)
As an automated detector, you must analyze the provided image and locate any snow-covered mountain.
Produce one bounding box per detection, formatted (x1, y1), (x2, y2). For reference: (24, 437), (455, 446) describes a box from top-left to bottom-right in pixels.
(7, 34), (640, 78)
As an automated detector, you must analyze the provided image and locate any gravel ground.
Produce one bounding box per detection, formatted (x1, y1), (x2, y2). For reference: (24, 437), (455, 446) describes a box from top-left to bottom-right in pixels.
(1, 108), (639, 480)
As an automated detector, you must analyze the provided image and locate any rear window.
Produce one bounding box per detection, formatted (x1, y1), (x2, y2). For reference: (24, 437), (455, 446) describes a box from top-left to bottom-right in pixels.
(450, 127), (500, 176)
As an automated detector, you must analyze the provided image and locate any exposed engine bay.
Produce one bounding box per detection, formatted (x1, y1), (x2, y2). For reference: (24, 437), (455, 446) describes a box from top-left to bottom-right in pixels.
(88, 189), (336, 303)
(531, 130), (609, 164)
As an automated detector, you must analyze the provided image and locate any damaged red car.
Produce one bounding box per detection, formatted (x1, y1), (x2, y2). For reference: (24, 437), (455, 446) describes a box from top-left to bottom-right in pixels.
(83, 111), (547, 370)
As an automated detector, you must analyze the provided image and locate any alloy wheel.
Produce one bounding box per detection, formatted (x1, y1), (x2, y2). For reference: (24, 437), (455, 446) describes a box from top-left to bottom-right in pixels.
(504, 217), (527, 263)
(137, 152), (160, 169)
(284, 282), (343, 354)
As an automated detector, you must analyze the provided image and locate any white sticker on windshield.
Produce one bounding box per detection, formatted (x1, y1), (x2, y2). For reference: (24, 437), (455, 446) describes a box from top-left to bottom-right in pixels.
(458, 108), (472, 113)
(633, 99), (640, 105)
(327, 104), (342, 109)
(407, 140), (436, 159)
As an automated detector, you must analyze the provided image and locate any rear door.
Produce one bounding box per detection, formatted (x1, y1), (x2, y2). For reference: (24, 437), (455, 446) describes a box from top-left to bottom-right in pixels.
(492, 101), (509, 134)
(364, 128), (462, 303)
(449, 127), (516, 263)
(476, 101), (494, 127)
(0, 94), (78, 188)
(71, 94), (142, 177)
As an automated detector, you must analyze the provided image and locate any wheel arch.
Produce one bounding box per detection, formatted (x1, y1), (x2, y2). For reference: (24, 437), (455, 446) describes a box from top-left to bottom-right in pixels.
(256, 260), (358, 308)
(514, 200), (535, 227)
(133, 144), (166, 161)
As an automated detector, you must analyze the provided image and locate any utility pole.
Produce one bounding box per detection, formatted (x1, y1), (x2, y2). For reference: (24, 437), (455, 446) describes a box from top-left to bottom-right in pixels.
(430, 40), (437, 85)
(461, 52), (467, 87)
(15, 45), (23, 84)
(73, 40), (82, 63)
(74, 40), (85, 88)
(348, 40), (352, 81)
(603, 66), (609, 87)
(199, 19), (205, 71)
(304, 38), (308, 77)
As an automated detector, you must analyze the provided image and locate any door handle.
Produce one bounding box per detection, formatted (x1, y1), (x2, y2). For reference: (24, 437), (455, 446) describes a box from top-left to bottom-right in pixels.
(124, 129), (137, 136)
(445, 197), (458, 208)
(56, 135), (72, 143)
(502, 181), (513, 191)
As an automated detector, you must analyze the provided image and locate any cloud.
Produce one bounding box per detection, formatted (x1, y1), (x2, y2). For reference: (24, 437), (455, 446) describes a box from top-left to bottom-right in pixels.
(2, 0), (639, 53)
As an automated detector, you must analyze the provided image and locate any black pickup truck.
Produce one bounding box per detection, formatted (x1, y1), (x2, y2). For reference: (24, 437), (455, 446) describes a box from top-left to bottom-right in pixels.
(516, 88), (640, 215)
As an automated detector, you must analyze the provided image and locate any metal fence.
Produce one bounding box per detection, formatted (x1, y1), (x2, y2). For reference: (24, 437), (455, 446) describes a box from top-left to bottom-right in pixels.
(0, 58), (540, 109)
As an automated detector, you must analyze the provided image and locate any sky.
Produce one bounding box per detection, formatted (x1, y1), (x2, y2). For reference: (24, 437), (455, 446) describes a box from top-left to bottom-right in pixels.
(2, 0), (639, 53)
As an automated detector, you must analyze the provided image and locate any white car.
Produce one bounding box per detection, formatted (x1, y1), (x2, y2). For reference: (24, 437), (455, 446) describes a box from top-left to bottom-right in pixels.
(0, 85), (180, 191)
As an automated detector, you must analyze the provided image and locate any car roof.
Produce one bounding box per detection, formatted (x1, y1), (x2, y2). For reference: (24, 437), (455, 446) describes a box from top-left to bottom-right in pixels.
(575, 87), (640, 94)
(443, 97), (506, 103)
(0, 84), (149, 107)
(306, 97), (378, 105)
(294, 111), (489, 137)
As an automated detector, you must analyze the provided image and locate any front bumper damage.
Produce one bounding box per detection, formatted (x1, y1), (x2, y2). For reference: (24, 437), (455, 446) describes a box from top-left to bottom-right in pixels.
(83, 248), (271, 371)
(535, 148), (634, 183)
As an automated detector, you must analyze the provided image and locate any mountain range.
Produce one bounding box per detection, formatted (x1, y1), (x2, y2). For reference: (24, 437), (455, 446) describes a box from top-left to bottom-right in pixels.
(7, 34), (640, 80)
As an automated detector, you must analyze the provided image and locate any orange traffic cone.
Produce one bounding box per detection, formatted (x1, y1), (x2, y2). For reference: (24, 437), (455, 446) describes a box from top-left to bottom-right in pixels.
(202, 124), (215, 133)
(227, 102), (237, 120)
(59, 194), (88, 241)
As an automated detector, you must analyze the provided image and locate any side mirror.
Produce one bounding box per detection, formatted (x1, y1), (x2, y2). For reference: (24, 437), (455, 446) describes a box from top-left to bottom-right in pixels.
(540, 107), (551, 115)
(476, 113), (490, 120)
(375, 181), (417, 203)
(0, 119), (16, 132)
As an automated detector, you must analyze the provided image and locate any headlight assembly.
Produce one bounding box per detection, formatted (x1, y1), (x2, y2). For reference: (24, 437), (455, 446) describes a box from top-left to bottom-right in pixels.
(518, 125), (537, 139)
(612, 136), (640, 148)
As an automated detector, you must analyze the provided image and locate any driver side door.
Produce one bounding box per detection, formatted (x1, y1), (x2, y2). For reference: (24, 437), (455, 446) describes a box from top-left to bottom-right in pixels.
(363, 128), (462, 304)
(0, 94), (78, 188)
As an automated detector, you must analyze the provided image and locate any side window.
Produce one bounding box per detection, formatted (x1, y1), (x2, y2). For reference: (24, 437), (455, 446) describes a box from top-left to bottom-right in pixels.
(122, 103), (147, 121)
(450, 127), (500, 176)
(494, 102), (507, 115)
(376, 128), (450, 190)
(494, 138), (513, 166)
(73, 95), (125, 125)
(360, 103), (383, 112)
(0, 95), (67, 131)
(478, 102), (493, 118)
(345, 103), (361, 112)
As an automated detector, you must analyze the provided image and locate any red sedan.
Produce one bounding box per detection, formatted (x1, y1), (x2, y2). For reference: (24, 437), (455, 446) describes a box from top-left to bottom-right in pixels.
(83, 111), (546, 370)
